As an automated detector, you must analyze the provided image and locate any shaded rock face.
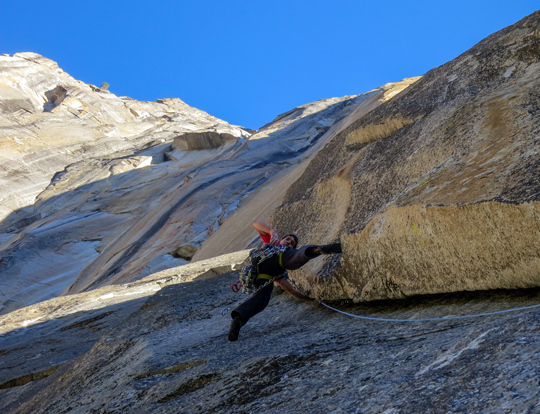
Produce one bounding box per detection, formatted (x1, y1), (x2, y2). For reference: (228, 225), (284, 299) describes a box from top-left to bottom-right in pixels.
(274, 11), (540, 301)
(171, 244), (198, 261)
(172, 131), (236, 151)
(43, 85), (67, 111)
(2, 253), (540, 413)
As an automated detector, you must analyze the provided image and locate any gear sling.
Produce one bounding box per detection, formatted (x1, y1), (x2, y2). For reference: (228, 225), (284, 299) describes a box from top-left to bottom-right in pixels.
(233, 244), (288, 294)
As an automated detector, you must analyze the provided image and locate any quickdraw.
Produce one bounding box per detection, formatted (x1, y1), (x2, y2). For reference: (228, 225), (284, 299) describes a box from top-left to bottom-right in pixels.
(231, 281), (242, 293)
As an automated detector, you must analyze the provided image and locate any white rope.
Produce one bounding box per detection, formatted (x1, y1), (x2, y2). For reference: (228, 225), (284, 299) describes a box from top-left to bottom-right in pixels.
(223, 275), (540, 322)
(318, 300), (540, 322)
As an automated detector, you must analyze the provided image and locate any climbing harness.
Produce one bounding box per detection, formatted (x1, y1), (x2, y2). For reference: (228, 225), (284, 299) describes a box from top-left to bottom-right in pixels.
(234, 244), (287, 294)
(222, 243), (287, 315)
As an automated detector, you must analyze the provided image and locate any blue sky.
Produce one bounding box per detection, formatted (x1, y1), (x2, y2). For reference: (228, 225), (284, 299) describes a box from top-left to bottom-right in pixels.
(2, 1), (538, 129)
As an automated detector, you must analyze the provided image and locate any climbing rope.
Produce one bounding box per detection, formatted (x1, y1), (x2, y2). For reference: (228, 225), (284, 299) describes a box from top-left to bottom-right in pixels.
(317, 300), (540, 322)
(222, 275), (540, 322)
(290, 277), (540, 322)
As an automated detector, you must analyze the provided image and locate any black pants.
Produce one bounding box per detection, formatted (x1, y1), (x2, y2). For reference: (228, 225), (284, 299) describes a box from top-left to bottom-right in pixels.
(231, 278), (274, 326)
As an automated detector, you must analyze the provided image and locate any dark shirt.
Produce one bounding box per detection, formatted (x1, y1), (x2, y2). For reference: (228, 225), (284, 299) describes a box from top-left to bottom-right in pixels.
(257, 245), (318, 278)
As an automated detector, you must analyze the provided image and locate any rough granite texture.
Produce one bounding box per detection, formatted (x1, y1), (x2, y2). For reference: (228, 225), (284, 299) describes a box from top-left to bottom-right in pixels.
(2, 260), (540, 413)
(2, 11), (540, 414)
(274, 11), (540, 302)
(0, 51), (411, 313)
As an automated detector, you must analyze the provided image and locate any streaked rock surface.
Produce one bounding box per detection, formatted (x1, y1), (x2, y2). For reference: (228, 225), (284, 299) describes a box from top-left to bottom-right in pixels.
(2, 11), (540, 413)
(0, 52), (250, 314)
(0, 53), (415, 313)
(2, 253), (540, 413)
(275, 11), (540, 302)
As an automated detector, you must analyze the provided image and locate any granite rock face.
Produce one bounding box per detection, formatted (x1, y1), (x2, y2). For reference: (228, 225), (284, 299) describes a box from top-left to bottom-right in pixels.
(0, 52), (250, 314)
(2, 254), (540, 413)
(0, 52), (412, 314)
(2, 12), (540, 413)
(274, 11), (540, 302)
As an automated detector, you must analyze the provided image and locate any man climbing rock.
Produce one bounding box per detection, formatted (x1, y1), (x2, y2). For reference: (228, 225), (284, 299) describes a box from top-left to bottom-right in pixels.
(228, 220), (342, 341)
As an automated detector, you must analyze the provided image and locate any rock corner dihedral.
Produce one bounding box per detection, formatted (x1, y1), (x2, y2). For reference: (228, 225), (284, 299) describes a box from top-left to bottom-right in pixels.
(274, 10), (540, 303)
(2, 11), (540, 414)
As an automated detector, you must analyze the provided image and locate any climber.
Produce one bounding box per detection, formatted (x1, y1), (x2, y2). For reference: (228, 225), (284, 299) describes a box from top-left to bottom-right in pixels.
(228, 220), (342, 341)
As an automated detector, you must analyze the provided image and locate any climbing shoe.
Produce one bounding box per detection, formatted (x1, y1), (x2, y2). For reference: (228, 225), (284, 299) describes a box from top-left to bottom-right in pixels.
(318, 243), (342, 254)
(228, 316), (242, 342)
